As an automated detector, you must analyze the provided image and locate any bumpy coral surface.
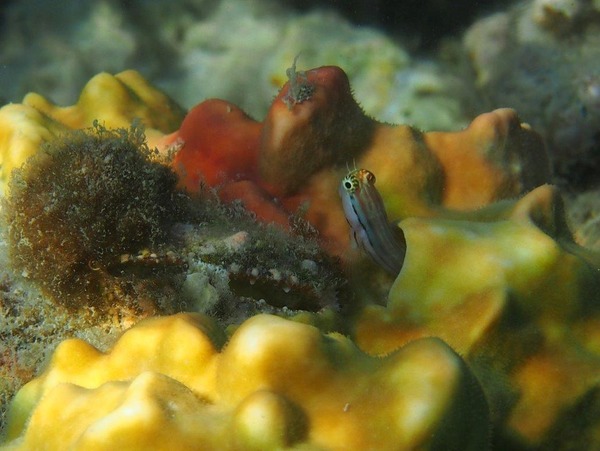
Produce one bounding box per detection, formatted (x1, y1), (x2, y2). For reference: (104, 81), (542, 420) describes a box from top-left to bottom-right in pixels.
(164, 64), (550, 257)
(2, 67), (599, 449)
(0, 70), (185, 190)
(2, 313), (490, 450)
(355, 184), (600, 447)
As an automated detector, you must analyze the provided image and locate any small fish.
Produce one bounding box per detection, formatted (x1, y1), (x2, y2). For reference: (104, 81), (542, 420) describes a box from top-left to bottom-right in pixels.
(339, 168), (406, 275)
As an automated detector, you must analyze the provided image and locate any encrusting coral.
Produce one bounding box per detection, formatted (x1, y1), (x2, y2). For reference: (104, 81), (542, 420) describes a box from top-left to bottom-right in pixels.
(354, 182), (600, 447)
(161, 64), (550, 257)
(357, 182), (597, 352)
(0, 70), (185, 191)
(2, 313), (490, 450)
(1, 65), (600, 448)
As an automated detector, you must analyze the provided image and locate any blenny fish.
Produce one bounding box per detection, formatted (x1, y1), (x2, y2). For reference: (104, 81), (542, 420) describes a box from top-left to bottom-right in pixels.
(339, 168), (406, 275)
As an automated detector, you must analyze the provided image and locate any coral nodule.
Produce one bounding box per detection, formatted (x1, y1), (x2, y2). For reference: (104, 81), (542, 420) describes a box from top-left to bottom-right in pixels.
(2, 313), (490, 450)
(3, 122), (187, 312)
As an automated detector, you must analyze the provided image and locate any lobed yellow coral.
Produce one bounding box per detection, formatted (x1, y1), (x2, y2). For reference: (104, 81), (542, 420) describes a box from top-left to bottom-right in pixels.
(0, 70), (185, 190)
(0, 105), (68, 193)
(2, 313), (490, 450)
(354, 184), (600, 446)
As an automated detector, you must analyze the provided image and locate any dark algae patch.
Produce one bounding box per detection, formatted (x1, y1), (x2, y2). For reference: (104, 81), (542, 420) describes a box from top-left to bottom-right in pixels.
(4, 121), (188, 312)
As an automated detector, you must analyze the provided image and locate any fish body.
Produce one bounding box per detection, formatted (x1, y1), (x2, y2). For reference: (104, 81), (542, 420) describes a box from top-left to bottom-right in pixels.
(339, 169), (406, 275)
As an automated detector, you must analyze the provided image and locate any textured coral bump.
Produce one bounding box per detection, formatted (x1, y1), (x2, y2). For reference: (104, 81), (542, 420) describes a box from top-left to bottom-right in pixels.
(172, 99), (262, 190)
(164, 65), (548, 257)
(259, 65), (375, 197)
(3, 313), (490, 449)
(167, 65), (375, 232)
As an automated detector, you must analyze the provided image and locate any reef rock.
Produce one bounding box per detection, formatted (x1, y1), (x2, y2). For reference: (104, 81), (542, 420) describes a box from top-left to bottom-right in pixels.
(463, 0), (600, 184)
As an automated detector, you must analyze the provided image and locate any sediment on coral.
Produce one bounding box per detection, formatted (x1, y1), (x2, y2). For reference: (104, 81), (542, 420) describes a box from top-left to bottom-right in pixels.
(175, 187), (351, 321)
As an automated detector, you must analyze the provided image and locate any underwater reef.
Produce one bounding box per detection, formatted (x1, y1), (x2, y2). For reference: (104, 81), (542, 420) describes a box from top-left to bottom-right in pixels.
(3, 0), (598, 187)
(0, 0), (600, 448)
(0, 60), (599, 450)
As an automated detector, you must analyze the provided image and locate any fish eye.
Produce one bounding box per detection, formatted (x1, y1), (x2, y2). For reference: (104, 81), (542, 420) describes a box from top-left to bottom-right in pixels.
(342, 175), (359, 192)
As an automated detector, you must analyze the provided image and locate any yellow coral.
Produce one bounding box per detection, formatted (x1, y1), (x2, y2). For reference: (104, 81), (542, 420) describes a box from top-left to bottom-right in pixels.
(0, 105), (68, 193)
(0, 70), (185, 190)
(354, 184), (600, 446)
(22, 71), (184, 138)
(2, 313), (490, 450)
(356, 184), (598, 353)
